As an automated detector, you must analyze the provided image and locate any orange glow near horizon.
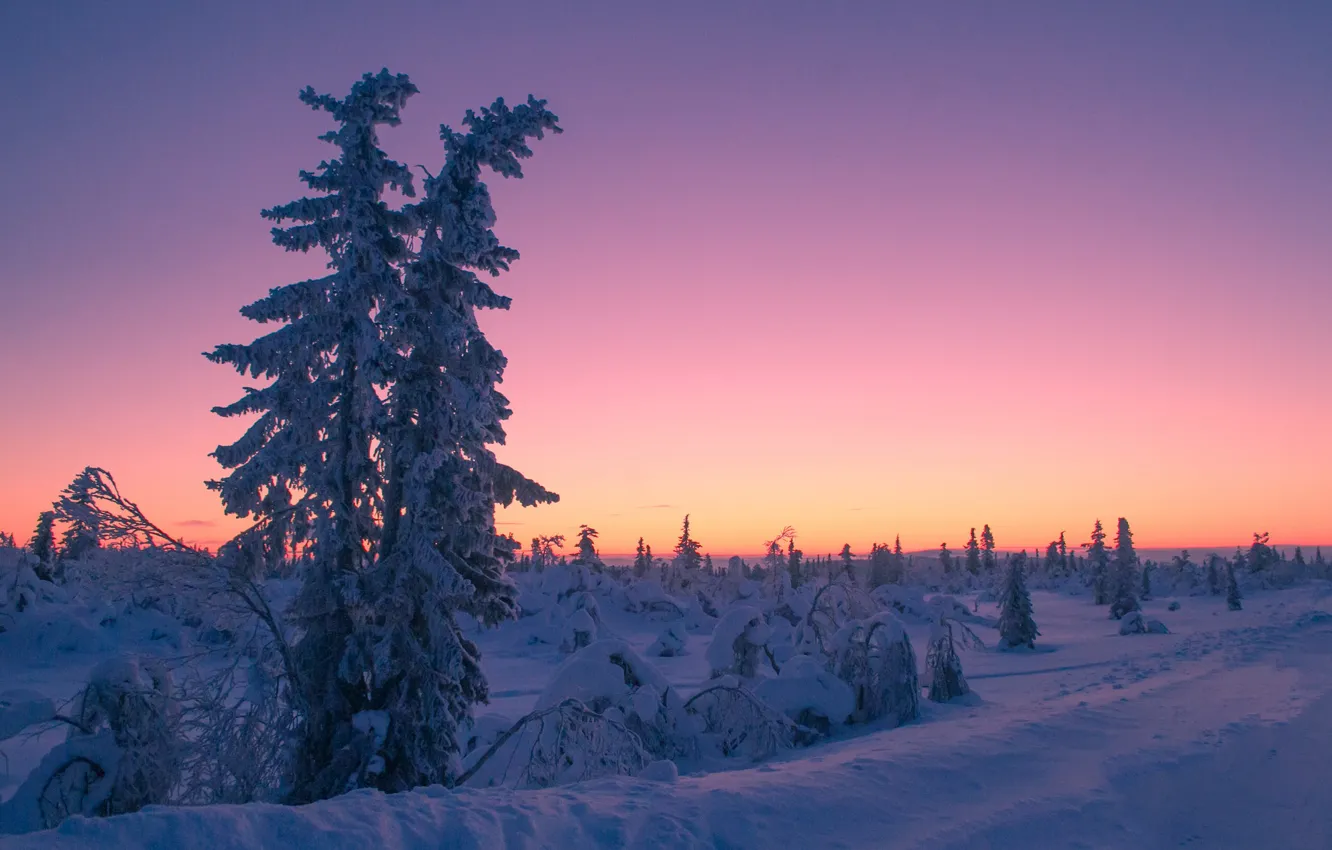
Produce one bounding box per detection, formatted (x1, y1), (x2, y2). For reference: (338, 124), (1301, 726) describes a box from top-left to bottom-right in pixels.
(2, 4), (1330, 559)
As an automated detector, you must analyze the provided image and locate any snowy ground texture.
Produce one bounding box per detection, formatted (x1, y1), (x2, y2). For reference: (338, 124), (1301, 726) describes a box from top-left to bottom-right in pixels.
(3, 563), (1332, 849)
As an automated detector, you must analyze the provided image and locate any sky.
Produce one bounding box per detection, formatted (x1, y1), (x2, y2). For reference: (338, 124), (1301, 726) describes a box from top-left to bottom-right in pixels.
(1, 1), (1330, 558)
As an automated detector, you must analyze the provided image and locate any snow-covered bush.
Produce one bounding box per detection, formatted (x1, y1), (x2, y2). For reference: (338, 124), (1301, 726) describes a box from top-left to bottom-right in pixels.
(1118, 610), (1146, 635)
(926, 619), (971, 703)
(648, 622), (688, 657)
(753, 653), (855, 733)
(684, 678), (819, 760)
(830, 612), (919, 727)
(72, 657), (179, 816)
(535, 640), (697, 761)
(707, 606), (771, 679)
(458, 699), (651, 789)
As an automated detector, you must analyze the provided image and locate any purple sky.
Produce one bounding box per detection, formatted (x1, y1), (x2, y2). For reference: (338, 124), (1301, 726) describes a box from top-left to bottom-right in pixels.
(2, 1), (1330, 554)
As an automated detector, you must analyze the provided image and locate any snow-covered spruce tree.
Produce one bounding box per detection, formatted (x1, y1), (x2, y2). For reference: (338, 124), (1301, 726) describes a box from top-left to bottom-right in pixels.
(980, 524), (996, 573)
(996, 553), (1039, 649)
(1108, 518), (1140, 620)
(674, 514), (702, 571)
(29, 511), (55, 582)
(633, 537), (650, 577)
(1086, 519), (1110, 604)
(571, 525), (602, 570)
(343, 94), (561, 795)
(839, 544), (855, 583)
(208, 73), (559, 800)
(964, 527), (981, 576)
(787, 538), (804, 588)
(1226, 560), (1243, 610)
(208, 70), (421, 802)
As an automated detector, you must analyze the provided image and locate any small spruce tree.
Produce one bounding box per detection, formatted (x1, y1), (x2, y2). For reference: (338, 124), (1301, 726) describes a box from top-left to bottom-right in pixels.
(839, 544), (855, 583)
(29, 511), (56, 581)
(1086, 519), (1110, 605)
(1226, 560), (1243, 610)
(633, 537), (650, 577)
(673, 515), (702, 571)
(964, 528), (981, 576)
(980, 525), (996, 573)
(996, 553), (1039, 649)
(1108, 518), (1140, 619)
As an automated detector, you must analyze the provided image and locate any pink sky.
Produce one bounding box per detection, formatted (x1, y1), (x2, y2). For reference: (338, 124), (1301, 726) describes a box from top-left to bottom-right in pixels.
(1, 2), (1329, 557)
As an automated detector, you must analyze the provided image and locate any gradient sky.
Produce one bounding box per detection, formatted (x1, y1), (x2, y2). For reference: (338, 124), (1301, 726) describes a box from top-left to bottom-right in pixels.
(1, 1), (1330, 557)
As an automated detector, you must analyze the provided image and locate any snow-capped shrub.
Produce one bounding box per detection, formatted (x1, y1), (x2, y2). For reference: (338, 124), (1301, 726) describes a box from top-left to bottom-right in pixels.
(623, 579), (685, 618)
(0, 728), (122, 835)
(0, 550), (64, 619)
(536, 640), (697, 761)
(648, 623), (688, 657)
(1119, 610), (1146, 635)
(1146, 618), (1170, 634)
(926, 620), (971, 703)
(458, 698), (652, 789)
(707, 606), (770, 679)
(640, 759), (678, 783)
(683, 679), (818, 760)
(752, 653), (855, 733)
(73, 657), (179, 816)
(1168, 600), (1181, 611)
(831, 612), (919, 727)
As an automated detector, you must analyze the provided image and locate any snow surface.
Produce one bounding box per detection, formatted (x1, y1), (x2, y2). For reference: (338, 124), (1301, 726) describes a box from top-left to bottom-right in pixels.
(4, 582), (1332, 848)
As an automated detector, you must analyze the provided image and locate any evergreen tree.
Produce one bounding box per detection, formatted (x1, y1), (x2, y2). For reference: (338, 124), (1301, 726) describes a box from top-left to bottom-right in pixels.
(839, 544), (855, 582)
(938, 542), (953, 575)
(980, 525), (996, 573)
(1109, 517), (1140, 619)
(1248, 532), (1276, 572)
(1293, 546), (1306, 568)
(1086, 520), (1110, 604)
(1226, 560), (1243, 610)
(208, 72), (560, 800)
(1206, 554), (1222, 595)
(673, 514), (702, 571)
(29, 511), (56, 580)
(787, 538), (803, 588)
(633, 537), (650, 577)
(996, 552), (1039, 649)
(1044, 539), (1061, 576)
(964, 528), (981, 576)
(1141, 561), (1152, 599)
(572, 525), (601, 569)
(705, 553), (714, 574)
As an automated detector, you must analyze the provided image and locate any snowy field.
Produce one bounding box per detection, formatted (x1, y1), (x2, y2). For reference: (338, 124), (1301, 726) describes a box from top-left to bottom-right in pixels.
(4, 557), (1331, 849)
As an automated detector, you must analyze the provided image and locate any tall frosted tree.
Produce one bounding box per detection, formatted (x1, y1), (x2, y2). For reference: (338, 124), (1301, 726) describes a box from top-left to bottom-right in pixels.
(29, 511), (56, 580)
(980, 524), (996, 573)
(1109, 517), (1139, 620)
(1086, 519), (1110, 604)
(996, 552), (1038, 649)
(964, 527), (981, 576)
(1226, 560), (1243, 610)
(674, 514), (702, 571)
(207, 72), (560, 800)
(633, 537), (650, 577)
(340, 93), (561, 795)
